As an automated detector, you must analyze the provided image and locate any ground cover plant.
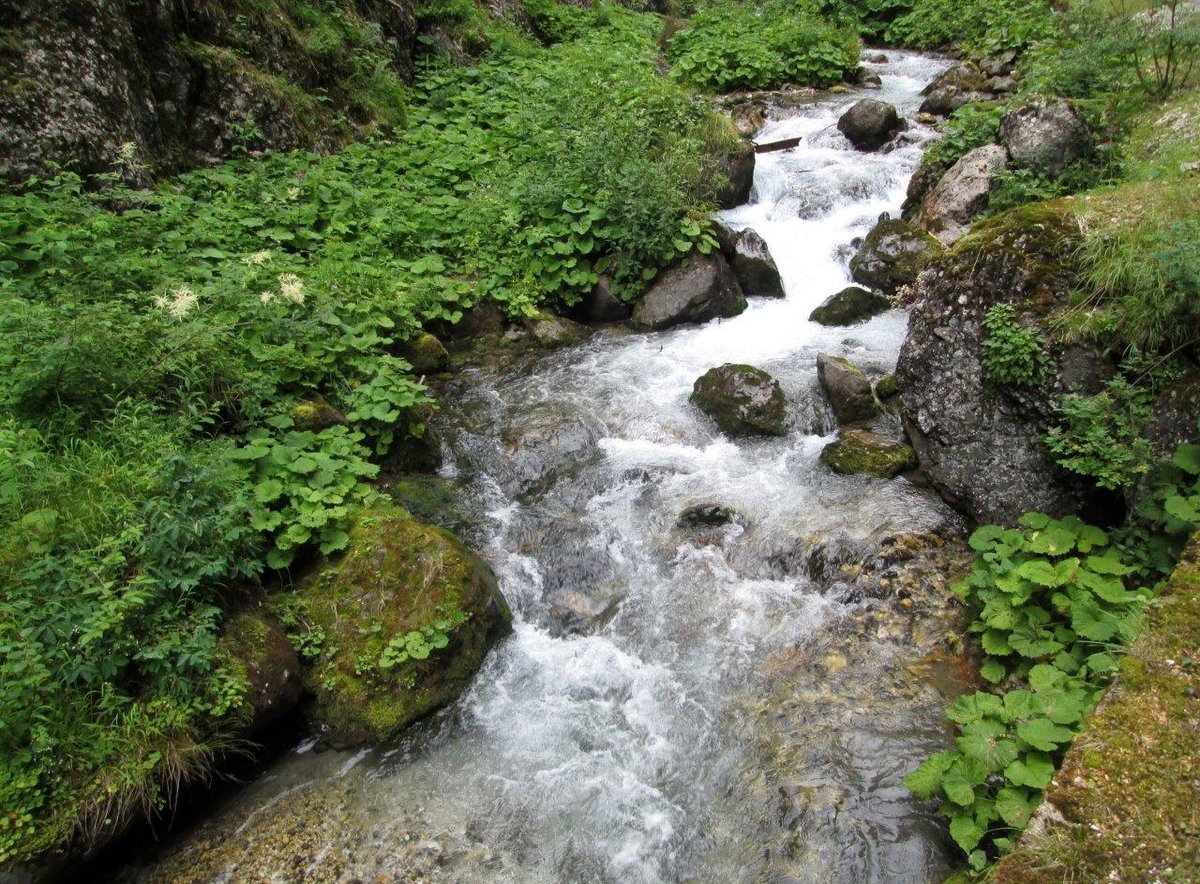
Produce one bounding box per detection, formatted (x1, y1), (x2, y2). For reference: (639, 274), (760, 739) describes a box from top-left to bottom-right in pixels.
(0, 2), (735, 864)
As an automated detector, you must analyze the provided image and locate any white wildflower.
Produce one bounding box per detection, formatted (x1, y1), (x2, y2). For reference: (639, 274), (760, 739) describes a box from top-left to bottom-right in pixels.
(243, 249), (273, 266)
(167, 285), (199, 318)
(259, 290), (276, 305)
(287, 186), (300, 200)
(278, 273), (305, 304)
(153, 293), (171, 309)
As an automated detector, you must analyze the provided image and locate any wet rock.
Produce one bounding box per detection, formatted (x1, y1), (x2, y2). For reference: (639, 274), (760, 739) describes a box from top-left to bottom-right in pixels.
(525, 309), (588, 347)
(854, 67), (883, 87)
(981, 50), (1018, 78)
(678, 502), (742, 528)
(391, 474), (472, 535)
(999, 98), (1092, 179)
(632, 252), (747, 331)
(712, 218), (740, 257)
(1144, 370), (1200, 461)
(895, 203), (1105, 523)
(731, 228), (786, 298)
(578, 275), (631, 323)
(874, 373), (898, 402)
(396, 332), (451, 375)
(837, 99), (902, 151)
(901, 156), (946, 221)
(501, 409), (603, 498)
(289, 397), (347, 432)
(385, 423), (443, 474)
(692, 363), (789, 437)
(921, 61), (987, 96)
(449, 303), (506, 339)
(849, 216), (941, 295)
(716, 140), (756, 208)
(218, 608), (304, 733)
(286, 506), (512, 748)
(819, 427), (917, 478)
(916, 144), (1009, 244)
(918, 87), (992, 117)
(986, 75), (1018, 94)
(865, 52), (889, 63)
(817, 353), (880, 425)
(809, 286), (890, 326)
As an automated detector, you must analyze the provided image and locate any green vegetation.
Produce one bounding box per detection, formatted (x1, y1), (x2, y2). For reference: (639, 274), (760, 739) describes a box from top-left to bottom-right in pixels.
(980, 304), (1053, 388)
(0, 1), (741, 864)
(885, 0), (1057, 53)
(666, 0), (860, 92)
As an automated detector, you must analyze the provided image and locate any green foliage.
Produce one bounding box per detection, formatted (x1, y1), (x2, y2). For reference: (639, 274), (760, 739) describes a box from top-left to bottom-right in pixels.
(801, 0), (915, 43)
(886, 0), (1057, 53)
(1115, 0), (1200, 98)
(907, 512), (1151, 867)
(1046, 375), (1155, 491)
(980, 304), (1053, 388)
(922, 102), (1004, 175)
(378, 607), (470, 669)
(667, 0), (861, 92)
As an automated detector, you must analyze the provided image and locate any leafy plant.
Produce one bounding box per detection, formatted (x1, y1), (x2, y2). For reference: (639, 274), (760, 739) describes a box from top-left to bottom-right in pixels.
(886, 0), (1057, 53)
(378, 606), (469, 670)
(922, 102), (1005, 175)
(1045, 375), (1155, 490)
(980, 303), (1054, 388)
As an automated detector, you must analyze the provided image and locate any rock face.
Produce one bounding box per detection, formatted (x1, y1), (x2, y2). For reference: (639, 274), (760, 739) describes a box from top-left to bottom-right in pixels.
(820, 427), (917, 478)
(917, 62), (989, 117)
(0, 2), (416, 182)
(730, 228), (786, 298)
(809, 285), (891, 326)
(716, 141), (756, 208)
(837, 99), (902, 151)
(917, 144), (1009, 244)
(849, 216), (941, 295)
(632, 252), (747, 330)
(817, 353), (880, 425)
(691, 364), (789, 436)
(922, 61), (987, 95)
(286, 507), (512, 747)
(895, 204), (1105, 524)
(999, 98), (1091, 179)
(219, 608), (304, 734)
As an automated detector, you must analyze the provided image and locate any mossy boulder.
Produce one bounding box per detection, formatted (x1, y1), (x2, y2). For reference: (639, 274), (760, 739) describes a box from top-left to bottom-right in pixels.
(283, 506), (512, 747)
(817, 353), (880, 425)
(391, 474), (472, 534)
(691, 363), (789, 437)
(849, 216), (941, 295)
(525, 309), (588, 347)
(809, 286), (891, 326)
(289, 397), (348, 432)
(217, 607), (305, 733)
(396, 332), (450, 375)
(819, 427), (917, 478)
(874, 373), (898, 401)
(715, 139), (755, 208)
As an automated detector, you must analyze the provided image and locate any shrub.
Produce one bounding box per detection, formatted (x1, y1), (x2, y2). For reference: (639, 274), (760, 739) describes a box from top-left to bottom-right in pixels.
(980, 303), (1053, 388)
(886, 0), (1057, 53)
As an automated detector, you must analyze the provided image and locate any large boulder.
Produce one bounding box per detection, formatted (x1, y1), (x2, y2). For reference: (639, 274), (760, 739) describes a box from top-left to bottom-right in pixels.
(284, 507), (512, 747)
(895, 203), (1107, 524)
(917, 144), (1009, 244)
(525, 309), (587, 347)
(731, 228), (785, 298)
(918, 62), (990, 117)
(632, 252), (747, 330)
(999, 98), (1091, 179)
(849, 216), (941, 295)
(901, 156), (947, 221)
(691, 363), (789, 436)
(809, 285), (891, 326)
(837, 99), (902, 151)
(817, 353), (880, 425)
(820, 427), (917, 478)
(396, 332), (450, 375)
(716, 140), (756, 208)
(577, 275), (631, 323)
(921, 62), (987, 96)
(218, 608), (305, 734)
(918, 87), (992, 117)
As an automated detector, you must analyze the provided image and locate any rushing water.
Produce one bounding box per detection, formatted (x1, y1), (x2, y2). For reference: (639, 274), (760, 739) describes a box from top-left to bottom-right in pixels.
(114, 52), (971, 884)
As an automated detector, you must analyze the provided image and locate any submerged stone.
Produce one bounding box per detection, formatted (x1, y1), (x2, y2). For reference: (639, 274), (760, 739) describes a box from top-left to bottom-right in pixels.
(678, 502), (743, 528)
(691, 363), (789, 437)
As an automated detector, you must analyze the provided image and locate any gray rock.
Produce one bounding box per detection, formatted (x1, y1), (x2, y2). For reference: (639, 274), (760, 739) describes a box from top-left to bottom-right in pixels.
(981, 50), (1018, 78)
(901, 156), (946, 221)
(712, 218), (739, 257)
(921, 61), (986, 95)
(854, 66), (883, 87)
(632, 253), (747, 330)
(526, 310), (587, 347)
(837, 99), (902, 151)
(917, 144), (1009, 244)
(809, 286), (891, 326)
(691, 363), (789, 436)
(817, 353), (880, 425)
(999, 98), (1092, 179)
(865, 52), (889, 63)
(919, 87), (992, 117)
(895, 204), (1105, 523)
(578, 275), (631, 323)
(849, 216), (941, 295)
(716, 141), (756, 208)
(731, 228), (785, 298)
(450, 303), (506, 339)
(985, 75), (1018, 94)
(678, 503), (743, 528)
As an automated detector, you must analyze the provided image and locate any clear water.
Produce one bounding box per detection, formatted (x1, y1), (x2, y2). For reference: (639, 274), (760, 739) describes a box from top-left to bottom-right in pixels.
(116, 52), (967, 884)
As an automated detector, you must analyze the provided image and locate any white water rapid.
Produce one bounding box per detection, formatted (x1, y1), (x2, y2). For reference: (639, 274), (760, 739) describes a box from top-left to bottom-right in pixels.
(115, 51), (970, 884)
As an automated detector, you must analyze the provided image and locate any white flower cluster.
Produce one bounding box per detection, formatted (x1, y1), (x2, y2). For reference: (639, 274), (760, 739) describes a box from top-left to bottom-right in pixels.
(153, 285), (199, 318)
(259, 273), (307, 306)
(242, 249), (273, 266)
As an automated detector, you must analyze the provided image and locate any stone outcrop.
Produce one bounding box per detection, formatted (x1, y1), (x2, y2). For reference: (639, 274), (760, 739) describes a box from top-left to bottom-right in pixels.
(691, 363), (789, 436)
(632, 252), (747, 330)
(817, 353), (880, 425)
(849, 216), (941, 295)
(809, 285), (891, 326)
(715, 140), (756, 208)
(999, 98), (1092, 179)
(916, 144), (1009, 244)
(837, 99), (902, 151)
(218, 608), (305, 733)
(284, 506), (512, 748)
(895, 203), (1108, 524)
(730, 228), (786, 298)
(917, 61), (990, 117)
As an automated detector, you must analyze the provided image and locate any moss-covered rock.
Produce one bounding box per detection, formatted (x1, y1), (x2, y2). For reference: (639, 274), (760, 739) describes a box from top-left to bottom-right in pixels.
(525, 309), (588, 347)
(691, 363), (788, 437)
(217, 607), (304, 733)
(281, 506), (512, 747)
(819, 427), (917, 478)
(816, 353), (880, 425)
(809, 286), (891, 326)
(874, 373), (898, 401)
(391, 473), (472, 534)
(396, 332), (451, 375)
(849, 215), (941, 295)
(290, 397), (348, 432)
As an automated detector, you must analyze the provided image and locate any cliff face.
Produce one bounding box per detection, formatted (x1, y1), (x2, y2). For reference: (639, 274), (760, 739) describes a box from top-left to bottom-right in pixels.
(0, 0), (417, 183)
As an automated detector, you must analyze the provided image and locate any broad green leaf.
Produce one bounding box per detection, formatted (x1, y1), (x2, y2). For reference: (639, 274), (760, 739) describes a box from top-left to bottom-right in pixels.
(949, 814), (986, 852)
(1016, 559), (1060, 587)
(1005, 752), (1055, 789)
(1165, 494), (1200, 522)
(1026, 526), (1075, 556)
(1172, 443), (1200, 475)
(1071, 597), (1120, 642)
(995, 786), (1037, 829)
(1019, 512), (1052, 530)
(1075, 524), (1108, 553)
(1084, 554), (1133, 576)
(947, 691), (1004, 725)
(1016, 717), (1075, 751)
(319, 528), (350, 555)
(943, 773), (976, 807)
(1002, 689), (1041, 721)
(969, 524), (1005, 551)
(980, 658), (1007, 684)
(906, 753), (953, 800)
(1028, 663), (1067, 694)
(254, 478), (285, 503)
(957, 719), (1017, 770)
(981, 629), (1013, 656)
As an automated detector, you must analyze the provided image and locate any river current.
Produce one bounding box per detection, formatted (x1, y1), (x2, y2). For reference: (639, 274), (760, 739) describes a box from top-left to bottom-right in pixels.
(114, 51), (970, 884)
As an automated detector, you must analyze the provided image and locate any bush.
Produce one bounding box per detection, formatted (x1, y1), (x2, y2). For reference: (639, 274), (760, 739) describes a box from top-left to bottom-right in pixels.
(667, 0), (861, 92)
(886, 0), (1057, 53)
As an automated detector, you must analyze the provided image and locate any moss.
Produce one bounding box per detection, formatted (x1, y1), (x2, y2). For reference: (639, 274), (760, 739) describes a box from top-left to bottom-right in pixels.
(279, 505), (511, 747)
(992, 533), (1200, 883)
(390, 473), (471, 533)
(397, 331), (451, 375)
(875, 373), (898, 401)
(819, 427), (917, 478)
